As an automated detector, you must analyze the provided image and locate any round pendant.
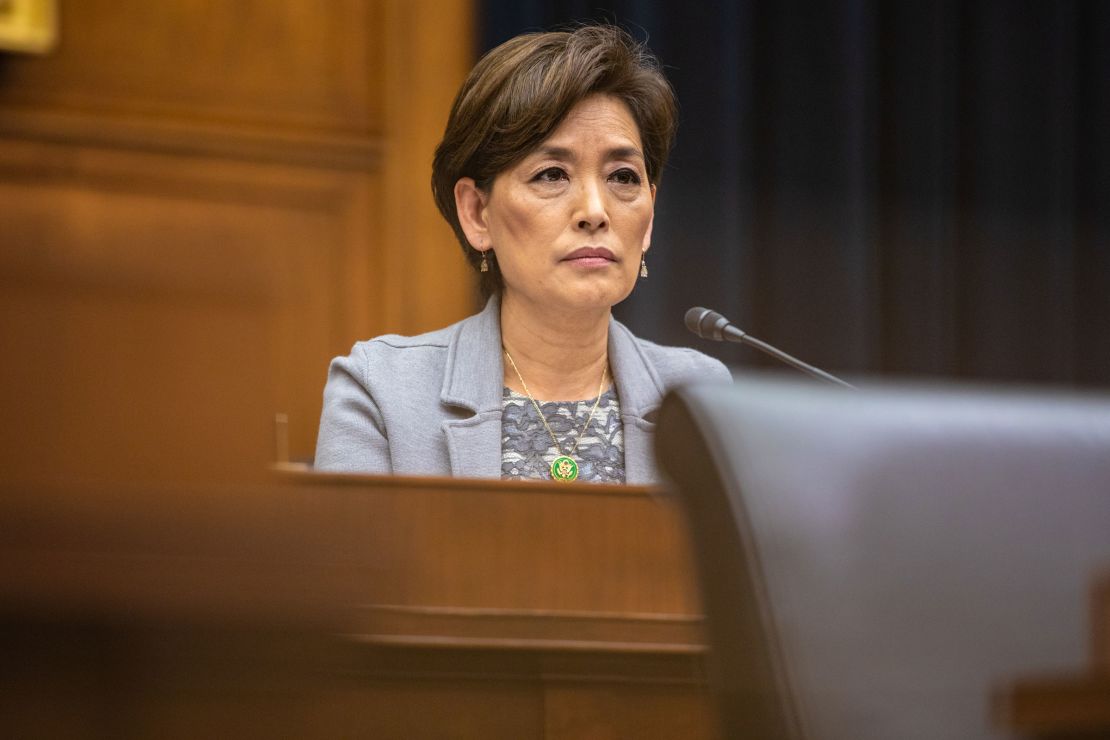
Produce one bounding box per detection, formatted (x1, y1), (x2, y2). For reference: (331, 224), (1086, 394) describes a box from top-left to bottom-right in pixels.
(551, 455), (579, 482)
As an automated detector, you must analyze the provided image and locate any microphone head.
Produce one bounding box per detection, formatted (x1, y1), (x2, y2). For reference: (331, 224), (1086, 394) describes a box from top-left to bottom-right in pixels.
(684, 306), (729, 341)
(684, 307), (712, 336)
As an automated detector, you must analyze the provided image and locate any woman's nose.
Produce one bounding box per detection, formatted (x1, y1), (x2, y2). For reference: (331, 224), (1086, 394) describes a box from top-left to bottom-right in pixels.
(575, 180), (608, 231)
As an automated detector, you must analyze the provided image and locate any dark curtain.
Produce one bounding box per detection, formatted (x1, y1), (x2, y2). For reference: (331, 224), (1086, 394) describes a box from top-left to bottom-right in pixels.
(478, 0), (1110, 386)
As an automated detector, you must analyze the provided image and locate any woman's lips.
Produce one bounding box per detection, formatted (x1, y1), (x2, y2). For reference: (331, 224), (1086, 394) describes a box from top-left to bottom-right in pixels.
(563, 247), (616, 268)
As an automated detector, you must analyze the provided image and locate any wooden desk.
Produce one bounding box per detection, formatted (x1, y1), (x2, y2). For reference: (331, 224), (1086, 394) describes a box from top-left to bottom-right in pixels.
(280, 471), (717, 739)
(0, 474), (718, 738)
(996, 574), (1110, 738)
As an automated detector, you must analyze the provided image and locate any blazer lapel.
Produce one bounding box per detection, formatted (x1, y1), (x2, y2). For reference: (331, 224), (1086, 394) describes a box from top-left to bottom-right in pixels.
(437, 302), (666, 484)
(441, 296), (504, 479)
(609, 319), (666, 485)
(621, 417), (660, 485)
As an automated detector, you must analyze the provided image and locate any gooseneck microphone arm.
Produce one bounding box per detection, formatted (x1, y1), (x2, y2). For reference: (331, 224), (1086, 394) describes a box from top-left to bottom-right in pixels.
(685, 307), (856, 390)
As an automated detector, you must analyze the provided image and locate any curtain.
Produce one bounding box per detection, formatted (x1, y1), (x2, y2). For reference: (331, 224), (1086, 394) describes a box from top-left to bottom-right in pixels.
(478, 0), (1110, 385)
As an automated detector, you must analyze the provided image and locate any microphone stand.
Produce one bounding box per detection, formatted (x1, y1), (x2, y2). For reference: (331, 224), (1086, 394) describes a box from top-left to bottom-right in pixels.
(686, 307), (856, 390)
(730, 331), (856, 390)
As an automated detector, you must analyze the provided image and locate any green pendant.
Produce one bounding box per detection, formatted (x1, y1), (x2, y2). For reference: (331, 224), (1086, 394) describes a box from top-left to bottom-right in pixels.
(551, 455), (579, 482)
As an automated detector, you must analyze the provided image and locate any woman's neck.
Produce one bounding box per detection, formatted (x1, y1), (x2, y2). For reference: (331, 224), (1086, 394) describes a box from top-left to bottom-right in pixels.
(500, 292), (611, 402)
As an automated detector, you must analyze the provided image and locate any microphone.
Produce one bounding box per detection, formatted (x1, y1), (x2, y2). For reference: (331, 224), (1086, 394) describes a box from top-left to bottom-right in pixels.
(685, 307), (856, 389)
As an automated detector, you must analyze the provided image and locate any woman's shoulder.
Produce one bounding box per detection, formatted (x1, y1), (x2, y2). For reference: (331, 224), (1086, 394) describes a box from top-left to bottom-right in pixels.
(343, 298), (498, 365)
(614, 322), (731, 384)
(640, 339), (731, 382)
(330, 313), (473, 387)
(351, 322), (456, 357)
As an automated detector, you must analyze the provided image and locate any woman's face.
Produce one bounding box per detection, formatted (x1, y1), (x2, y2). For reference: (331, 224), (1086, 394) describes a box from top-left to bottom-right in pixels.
(459, 94), (656, 314)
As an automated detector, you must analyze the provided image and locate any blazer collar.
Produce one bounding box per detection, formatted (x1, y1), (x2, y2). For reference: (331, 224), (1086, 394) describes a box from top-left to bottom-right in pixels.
(608, 318), (666, 485)
(439, 296), (666, 483)
(608, 318), (667, 423)
(439, 296), (504, 479)
(440, 295), (504, 414)
(441, 296), (666, 417)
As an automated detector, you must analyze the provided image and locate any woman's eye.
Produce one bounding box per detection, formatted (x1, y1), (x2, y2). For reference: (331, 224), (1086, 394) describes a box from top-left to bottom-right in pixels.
(533, 167), (568, 183)
(610, 168), (642, 186)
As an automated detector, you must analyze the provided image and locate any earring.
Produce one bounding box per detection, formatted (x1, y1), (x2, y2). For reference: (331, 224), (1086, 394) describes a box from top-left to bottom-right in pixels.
(640, 254), (648, 278)
(480, 251), (489, 273)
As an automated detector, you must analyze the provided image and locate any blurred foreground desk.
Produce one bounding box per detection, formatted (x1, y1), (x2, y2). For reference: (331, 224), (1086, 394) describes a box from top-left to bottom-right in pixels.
(0, 473), (716, 739)
(997, 574), (1110, 738)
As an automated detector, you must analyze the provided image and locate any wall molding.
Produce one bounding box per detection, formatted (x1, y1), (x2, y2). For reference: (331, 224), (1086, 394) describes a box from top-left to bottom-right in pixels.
(0, 107), (383, 171)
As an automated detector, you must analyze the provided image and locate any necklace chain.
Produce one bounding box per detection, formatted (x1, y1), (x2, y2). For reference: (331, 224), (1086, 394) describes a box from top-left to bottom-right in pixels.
(503, 348), (607, 461)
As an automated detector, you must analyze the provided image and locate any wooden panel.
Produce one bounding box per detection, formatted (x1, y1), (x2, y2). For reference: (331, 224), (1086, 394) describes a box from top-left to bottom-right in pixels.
(996, 573), (1110, 737)
(0, 481), (375, 623)
(0, 0), (477, 482)
(354, 604), (704, 651)
(328, 648), (718, 739)
(996, 676), (1110, 736)
(321, 680), (545, 739)
(0, 0), (384, 134)
(1096, 573), (1110, 669)
(0, 138), (379, 481)
(278, 472), (703, 616)
(1, 474), (703, 629)
(380, 0), (478, 334)
(546, 685), (719, 740)
(0, 622), (355, 740)
(0, 107), (383, 170)
(1, 477), (717, 739)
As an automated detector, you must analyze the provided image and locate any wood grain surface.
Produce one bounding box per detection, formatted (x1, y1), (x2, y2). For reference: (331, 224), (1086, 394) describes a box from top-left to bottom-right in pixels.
(0, 475), (718, 739)
(0, 0), (476, 484)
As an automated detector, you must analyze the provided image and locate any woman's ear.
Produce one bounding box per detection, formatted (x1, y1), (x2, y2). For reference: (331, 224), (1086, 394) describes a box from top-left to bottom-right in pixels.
(454, 177), (490, 250)
(642, 184), (657, 253)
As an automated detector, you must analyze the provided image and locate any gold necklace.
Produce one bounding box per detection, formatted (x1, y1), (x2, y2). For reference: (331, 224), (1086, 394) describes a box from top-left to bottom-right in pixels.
(503, 348), (607, 483)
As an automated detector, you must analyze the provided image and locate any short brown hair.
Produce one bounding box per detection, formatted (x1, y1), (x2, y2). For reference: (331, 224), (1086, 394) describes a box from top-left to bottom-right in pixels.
(432, 25), (678, 297)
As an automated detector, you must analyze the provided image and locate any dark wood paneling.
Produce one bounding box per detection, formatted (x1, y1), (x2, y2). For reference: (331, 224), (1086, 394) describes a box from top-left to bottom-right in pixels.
(0, 0), (476, 480)
(354, 604), (704, 650)
(546, 685), (719, 740)
(379, 0), (477, 333)
(0, 0), (384, 134)
(282, 472), (703, 615)
(0, 138), (380, 480)
(0, 107), (383, 170)
(0, 477), (719, 739)
(1096, 575), (1110, 670)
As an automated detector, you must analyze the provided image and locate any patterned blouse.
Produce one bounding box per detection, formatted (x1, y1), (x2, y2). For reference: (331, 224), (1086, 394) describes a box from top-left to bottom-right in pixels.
(500, 386), (625, 483)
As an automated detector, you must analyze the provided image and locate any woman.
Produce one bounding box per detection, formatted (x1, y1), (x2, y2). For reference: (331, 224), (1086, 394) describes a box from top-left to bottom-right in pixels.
(315, 25), (730, 484)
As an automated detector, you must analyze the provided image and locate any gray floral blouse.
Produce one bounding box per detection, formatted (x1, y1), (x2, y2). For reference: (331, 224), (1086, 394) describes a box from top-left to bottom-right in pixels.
(500, 386), (625, 483)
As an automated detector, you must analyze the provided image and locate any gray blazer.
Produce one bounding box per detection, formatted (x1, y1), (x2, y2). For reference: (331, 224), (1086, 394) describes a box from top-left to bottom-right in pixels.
(314, 297), (731, 484)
